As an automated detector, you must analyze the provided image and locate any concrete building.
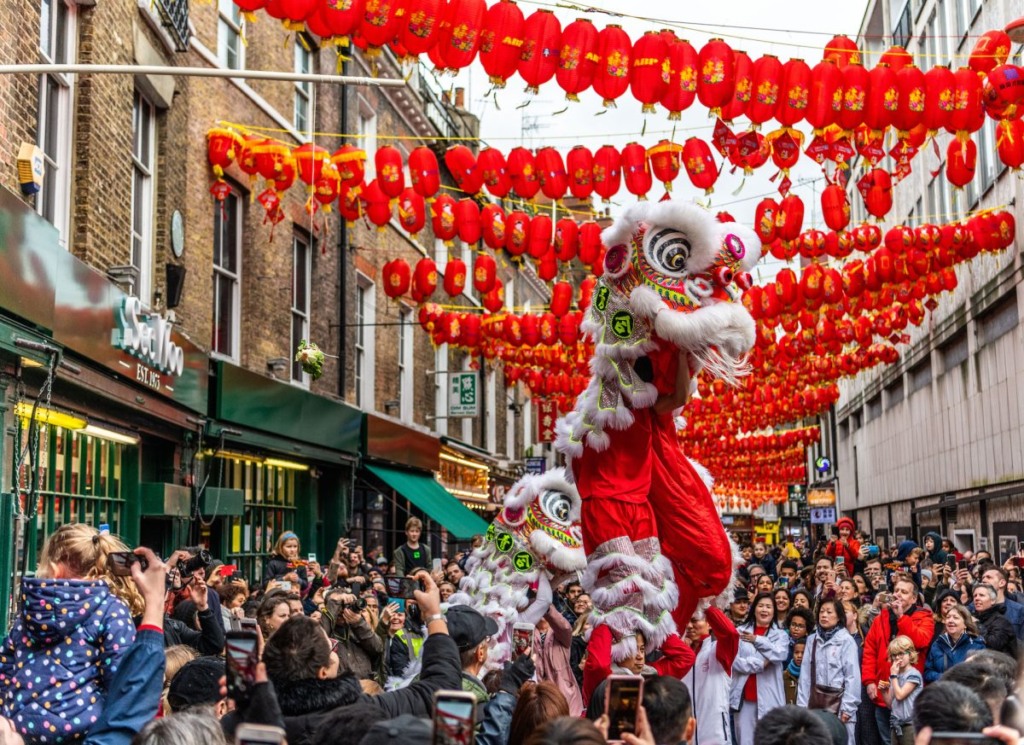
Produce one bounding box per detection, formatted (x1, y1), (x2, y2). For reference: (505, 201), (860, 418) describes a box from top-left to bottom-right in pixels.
(833, 0), (1024, 559)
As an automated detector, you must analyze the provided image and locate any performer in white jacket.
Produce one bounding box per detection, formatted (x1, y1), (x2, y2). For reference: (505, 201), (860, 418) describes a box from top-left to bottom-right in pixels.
(797, 598), (862, 745)
(684, 605), (740, 745)
(729, 593), (789, 745)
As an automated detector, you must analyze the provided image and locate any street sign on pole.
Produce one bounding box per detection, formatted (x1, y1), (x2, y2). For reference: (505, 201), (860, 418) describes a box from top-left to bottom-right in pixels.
(448, 372), (479, 417)
(525, 457), (546, 475)
(809, 507), (836, 524)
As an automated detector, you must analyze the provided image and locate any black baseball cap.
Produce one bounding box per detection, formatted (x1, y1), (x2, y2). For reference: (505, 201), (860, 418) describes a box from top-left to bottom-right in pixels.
(359, 715), (431, 745)
(167, 656), (225, 711)
(446, 604), (498, 652)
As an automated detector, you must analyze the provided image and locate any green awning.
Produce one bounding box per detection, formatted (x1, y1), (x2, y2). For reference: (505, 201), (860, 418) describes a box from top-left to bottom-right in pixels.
(367, 464), (489, 541)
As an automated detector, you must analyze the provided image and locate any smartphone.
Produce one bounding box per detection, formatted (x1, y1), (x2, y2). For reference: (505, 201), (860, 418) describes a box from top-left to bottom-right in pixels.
(835, 557), (845, 566)
(225, 630), (260, 705)
(512, 623), (534, 657)
(307, 553), (317, 563)
(958, 560), (968, 570)
(432, 689), (477, 745)
(278, 581), (293, 591)
(929, 734), (1002, 745)
(605, 675), (644, 743)
(432, 558), (443, 573)
(778, 577), (790, 589)
(385, 575), (421, 599)
(392, 598), (407, 613)
(238, 617), (258, 630)
(108, 551), (148, 577)
(946, 555), (957, 571)
(236, 724), (287, 745)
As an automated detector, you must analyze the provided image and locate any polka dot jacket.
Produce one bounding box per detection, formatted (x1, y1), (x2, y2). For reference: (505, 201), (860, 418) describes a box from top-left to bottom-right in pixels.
(0, 579), (136, 743)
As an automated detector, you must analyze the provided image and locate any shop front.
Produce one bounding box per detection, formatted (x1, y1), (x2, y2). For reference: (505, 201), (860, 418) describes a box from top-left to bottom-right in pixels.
(438, 436), (501, 521)
(0, 188), (208, 622)
(358, 414), (489, 563)
(206, 360), (361, 582)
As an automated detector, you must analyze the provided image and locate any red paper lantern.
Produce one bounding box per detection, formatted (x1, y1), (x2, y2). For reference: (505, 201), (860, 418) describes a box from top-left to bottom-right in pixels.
(821, 184), (850, 232)
(481, 204), (507, 249)
(293, 142), (331, 185)
(527, 214), (552, 259)
(879, 45), (912, 71)
(566, 146), (594, 199)
(478, 0), (525, 86)
(823, 35), (860, 68)
(518, 10), (561, 94)
(661, 33), (699, 120)
(359, 0), (402, 52)
(550, 281), (573, 317)
(859, 168), (892, 219)
(620, 142), (652, 198)
(864, 63), (897, 133)
(768, 130), (800, 174)
(207, 128), (242, 178)
(682, 137), (717, 194)
(948, 66), (984, 135)
(319, 0), (366, 40)
(537, 252), (558, 282)
(923, 65), (956, 133)
(473, 253), (497, 293)
(805, 59), (843, 132)
(969, 30), (1011, 75)
(647, 140), (683, 191)
(506, 210), (530, 255)
(557, 17), (599, 101)
(338, 185), (363, 224)
(946, 137), (977, 188)
(536, 147), (569, 200)
(332, 144), (366, 187)
(630, 30), (670, 113)
(375, 145), (405, 198)
(478, 148), (511, 198)
(362, 179), (392, 228)
(434, 0), (486, 71)
(456, 198), (481, 244)
(383, 258), (412, 298)
(776, 57), (811, 128)
(270, 0), (317, 21)
(593, 24), (633, 107)
(892, 65), (926, 134)
(431, 194), (458, 242)
(720, 49), (753, 123)
(592, 145), (622, 201)
(997, 118), (1024, 169)
(697, 38), (735, 114)
(444, 258), (467, 297)
(578, 222), (602, 266)
(508, 146), (540, 199)
(747, 54), (783, 127)
(775, 194), (804, 241)
(754, 198), (778, 243)
(408, 146), (440, 198)
(444, 145), (483, 195)
(397, 188), (426, 235)
(483, 279), (505, 313)
(413, 257), (438, 298)
(838, 62), (869, 131)
(554, 218), (578, 262)
(397, 0), (445, 55)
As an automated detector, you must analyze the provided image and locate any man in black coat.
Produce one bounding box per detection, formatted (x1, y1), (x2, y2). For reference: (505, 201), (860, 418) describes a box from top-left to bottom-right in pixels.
(973, 583), (1018, 658)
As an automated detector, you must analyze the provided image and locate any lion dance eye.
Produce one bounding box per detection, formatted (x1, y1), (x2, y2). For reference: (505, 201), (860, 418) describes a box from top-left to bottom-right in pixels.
(645, 228), (692, 277)
(539, 490), (571, 525)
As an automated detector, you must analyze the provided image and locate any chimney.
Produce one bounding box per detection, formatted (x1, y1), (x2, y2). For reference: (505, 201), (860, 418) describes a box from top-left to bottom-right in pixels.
(454, 87), (465, 108)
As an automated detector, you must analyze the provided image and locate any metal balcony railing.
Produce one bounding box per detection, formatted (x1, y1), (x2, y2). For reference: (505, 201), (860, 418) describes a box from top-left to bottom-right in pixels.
(153, 0), (191, 53)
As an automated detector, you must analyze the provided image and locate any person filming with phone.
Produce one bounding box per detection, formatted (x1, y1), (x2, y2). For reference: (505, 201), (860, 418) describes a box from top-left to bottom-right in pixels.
(826, 518), (861, 572)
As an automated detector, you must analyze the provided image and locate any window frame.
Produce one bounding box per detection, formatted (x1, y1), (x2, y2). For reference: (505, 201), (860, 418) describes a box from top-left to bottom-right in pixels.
(293, 39), (312, 132)
(358, 99), (377, 181)
(130, 90), (156, 305)
(355, 275), (376, 410)
(398, 307), (414, 422)
(290, 232), (312, 386)
(217, 0), (245, 70)
(212, 186), (243, 362)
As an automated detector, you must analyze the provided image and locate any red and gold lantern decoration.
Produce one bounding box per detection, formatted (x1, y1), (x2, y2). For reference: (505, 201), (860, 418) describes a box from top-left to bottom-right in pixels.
(536, 147), (569, 200)
(747, 54), (783, 127)
(413, 257), (438, 298)
(375, 145), (405, 198)
(408, 146), (440, 199)
(838, 62), (869, 132)
(661, 33), (698, 120)
(997, 117), (1024, 169)
(396, 187), (426, 235)
(550, 281), (572, 317)
(362, 178), (392, 228)
(647, 139), (683, 191)
(566, 145), (594, 199)
(443, 257), (467, 297)
(969, 29), (1011, 75)
(621, 142), (652, 198)
(577, 221), (601, 268)
(434, 0), (486, 71)
(431, 193), (458, 243)
(592, 144), (622, 201)
(382, 258), (411, 299)
(207, 128), (243, 178)
(293, 142), (331, 186)
(518, 9), (561, 94)
(444, 145), (483, 195)
(923, 65), (956, 134)
(473, 253), (497, 294)
(557, 17), (599, 101)
(478, 147), (512, 198)
(805, 59), (843, 133)
(946, 137), (977, 188)
(821, 183), (850, 232)
(481, 203), (507, 249)
(332, 144), (366, 187)
(864, 63), (898, 134)
(754, 197), (778, 244)
(775, 193), (804, 242)
(359, 0), (402, 54)
(879, 45), (912, 70)
(697, 38), (735, 115)
(456, 198), (481, 244)
(479, 0), (525, 87)
(629, 30), (670, 113)
(483, 279), (505, 313)
(527, 214), (552, 259)
(397, 0), (445, 56)
(858, 168), (893, 219)
(508, 146), (540, 199)
(947, 66), (984, 136)
(592, 24), (633, 107)
(893, 64), (926, 135)
(506, 210), (530, 255)
(682, 137), (717, 194)
(775, 57), (811, 128)
(720, 49), (753, 123)
(318, 0), (367, 41)
(823, 34), (860, 68)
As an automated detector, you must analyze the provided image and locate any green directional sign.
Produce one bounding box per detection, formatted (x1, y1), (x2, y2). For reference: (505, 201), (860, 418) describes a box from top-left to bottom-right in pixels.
(449, 371), (479, 417)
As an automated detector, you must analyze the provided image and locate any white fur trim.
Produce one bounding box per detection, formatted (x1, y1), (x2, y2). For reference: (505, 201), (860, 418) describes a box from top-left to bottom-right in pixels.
(600, 202), (652, 249)
(629, 285), (668, 322)
(687, 457), (715, 491)
(723, 224), (764, 271)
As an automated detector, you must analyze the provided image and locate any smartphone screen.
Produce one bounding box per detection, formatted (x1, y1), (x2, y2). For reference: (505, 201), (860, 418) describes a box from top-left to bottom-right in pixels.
(835, 557), (845, 566)
(385, 575), (419, 599)
(512, 624), (534, 657)
(307, 553), (316, 563)
(278, 581), (292, 591)
(606, 676), (643, 741)
(432, 693), (476, 745)
(236, 724), (287, 745)
(958, 560), (968, 570)
(225, 631), (260, 704)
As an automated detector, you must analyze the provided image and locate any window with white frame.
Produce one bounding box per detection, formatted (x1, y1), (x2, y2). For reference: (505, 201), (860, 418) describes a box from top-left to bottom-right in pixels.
(978, 117), (998, 190)
(486, 370), (496, 452)
(505, 392), (516, 459)
(213, 187), (243, 360)
(217, 0), (244, 70)
(355, 278), (376, 409)
(37, 0), (76, 245)
(523, 398), (533, 451)
(434, 344), (448, 435)
(131, 90), (156, 304)
(461, 356), (473, 443)
(359, 104), (377, 180)
(399, 308), (414, 422)
(291, 233), (312, 384)
(956, 0), (982, 42)
(294, 39), (312, 132)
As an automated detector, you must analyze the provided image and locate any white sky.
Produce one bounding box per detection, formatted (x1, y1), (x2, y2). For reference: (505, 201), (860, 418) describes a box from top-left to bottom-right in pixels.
(442, 0), (871, 283)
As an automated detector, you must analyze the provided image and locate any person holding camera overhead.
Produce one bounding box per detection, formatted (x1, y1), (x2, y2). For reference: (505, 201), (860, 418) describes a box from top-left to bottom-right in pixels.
(319, 585), (383, 679)
(264, 531), (310, 593)
(162, 548), (227, 655)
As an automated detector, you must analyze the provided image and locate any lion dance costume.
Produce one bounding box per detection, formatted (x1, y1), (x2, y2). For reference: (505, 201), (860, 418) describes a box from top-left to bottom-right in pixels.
(556, 201), (762, 667)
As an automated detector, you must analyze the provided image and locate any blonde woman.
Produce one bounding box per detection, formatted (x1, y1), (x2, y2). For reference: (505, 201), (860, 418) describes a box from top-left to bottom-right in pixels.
(923, 604), (984, 682)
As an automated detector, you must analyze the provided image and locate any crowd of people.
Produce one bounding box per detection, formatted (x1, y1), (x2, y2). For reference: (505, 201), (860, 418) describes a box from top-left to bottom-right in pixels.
(0, 516), (1023, 745)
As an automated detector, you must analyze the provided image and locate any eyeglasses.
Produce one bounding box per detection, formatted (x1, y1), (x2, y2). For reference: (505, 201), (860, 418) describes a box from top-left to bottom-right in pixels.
(330, 639), (340, 656)
(888, 651), (909, 660)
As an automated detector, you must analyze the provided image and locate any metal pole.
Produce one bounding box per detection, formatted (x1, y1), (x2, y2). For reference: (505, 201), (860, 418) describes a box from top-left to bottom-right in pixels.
(0, 63), (408, 88)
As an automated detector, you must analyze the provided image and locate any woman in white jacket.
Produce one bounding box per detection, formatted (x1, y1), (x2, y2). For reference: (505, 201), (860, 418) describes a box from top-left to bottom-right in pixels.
(730, 593), (789, 745)
(797, 598), (862, 745)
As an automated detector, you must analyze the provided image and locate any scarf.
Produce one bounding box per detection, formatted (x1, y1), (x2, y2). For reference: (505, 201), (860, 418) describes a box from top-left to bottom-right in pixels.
(786, 659), (801, 678)
(816, 624), (841, 643)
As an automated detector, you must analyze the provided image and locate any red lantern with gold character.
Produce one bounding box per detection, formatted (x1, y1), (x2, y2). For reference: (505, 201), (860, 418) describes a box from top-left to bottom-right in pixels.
(948, 66), (984, 136)
(893, 65), (926, 134)
(318, 0), (366, 40)
(661, 33), (698, 120)
(479, 0), (525, 87)
(621, 142), (652, 199)
(397, 188), (426, 235)
(864, 63), (897, 133)
(413, 257), (438, 298)
(508, 146), (540, 200)
(647, 140), (683, 191)
(747, 54), (783, 127)
(478, 148), (511, 198)
(550, 281), (573, 317)
(997, 118), (1024, 169)
(776, 194), (804, 242)
(293, 142), (331, 186)
(431, 194), (458, 242)
(375, 145), (405, 198)
(483, 279), (505, 313)
(838, 62), (868, 131)
(506, 210), (530, 256)
(823, 34), (860, 68)
(923, 65), (956, 133)
(527, 214), (552, 259)
(536, 147), (569, 200)
(332, 144), (366, 187)
(338, 185), (363, 224)
(362, 179), (392, 229)
(434, 0), (486, 71)
(697, 38), (735, 114)
(397, 0), (445, 56)
(578, 222), (602, 267)
(456, 199), (481, 244)
(682, 137), (717, 194)
(444, 145), (483, 195)
(720, 49), (753, 123)
(593, 24), (633, 107)
(518, 10), (561, 94)
(858, 168), (892, 219)
(557, 18), (599, 101)
(969, 29), (1011, 75)
(768, 130), (800, 175)
(554, 218), (578, 262)
(359, 0), (402, 53)
(207, 128), (242, 178)
(592, 145), (622, 201)
(444, 258), (467, 297)
(473, 254), (497, 294)
(776, 57), (811, 128)
(805, 59), (843, 132)
(408, 146), (440, 199)
(754, 198), (778, 243)
(481, 204), (507, 250)
(821, 183), (850, 232)
(566, 146), (594, 199)
(630, 30), (670, 113)
(946, 137), (977, 188)
(879, 45), (912, 70)
(383, 259), (411, 299)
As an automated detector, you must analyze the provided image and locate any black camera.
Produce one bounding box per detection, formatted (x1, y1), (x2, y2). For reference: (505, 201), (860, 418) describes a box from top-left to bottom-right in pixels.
(344, 597), (367, 613)
(177, 549), (213, 576)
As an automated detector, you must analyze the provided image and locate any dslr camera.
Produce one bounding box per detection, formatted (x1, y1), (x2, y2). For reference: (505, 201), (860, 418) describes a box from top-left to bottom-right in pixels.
(177, 548), (213, 576)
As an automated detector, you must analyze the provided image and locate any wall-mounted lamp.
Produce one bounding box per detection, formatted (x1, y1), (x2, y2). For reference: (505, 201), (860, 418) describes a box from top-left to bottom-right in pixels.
(266, 358), (289, 376)
(14, 402), (87, 430)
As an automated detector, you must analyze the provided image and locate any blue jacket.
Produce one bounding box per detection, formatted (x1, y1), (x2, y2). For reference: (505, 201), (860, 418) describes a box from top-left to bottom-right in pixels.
(83, 629), (166, 745)
(923, 632), (985, 682)
(0, 579), (136, 742)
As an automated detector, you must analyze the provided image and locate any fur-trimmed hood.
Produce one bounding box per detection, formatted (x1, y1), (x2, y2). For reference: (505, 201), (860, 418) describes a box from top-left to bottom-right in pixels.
(272, 674), (363, 717)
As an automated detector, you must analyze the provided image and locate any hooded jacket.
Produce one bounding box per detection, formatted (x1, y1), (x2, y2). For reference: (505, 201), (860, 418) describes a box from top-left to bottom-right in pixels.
(923, 532), (948, 566)
(0, 579), (136, 743)
(923, 631), (985, 682)
(976, 604), (1018, 657)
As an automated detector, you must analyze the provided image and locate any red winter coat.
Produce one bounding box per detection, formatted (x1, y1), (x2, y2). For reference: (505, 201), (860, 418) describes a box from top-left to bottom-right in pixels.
(825, 537), (861, 567)
(861, 606), (934, 707)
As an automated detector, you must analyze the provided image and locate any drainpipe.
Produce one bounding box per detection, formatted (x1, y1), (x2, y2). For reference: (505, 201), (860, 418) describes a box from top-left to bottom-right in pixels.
(337, 57), (349, 399)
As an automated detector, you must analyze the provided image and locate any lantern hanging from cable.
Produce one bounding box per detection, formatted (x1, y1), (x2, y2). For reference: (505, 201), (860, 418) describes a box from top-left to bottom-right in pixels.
(630, 30), (670, 113)
(507, 146), (540, 200)
(864, 63), (897, 134)
(566, 145), (594, 199)
(483, 279), (504, 313)
(550, 281), (573, 318)
(397, 0), (445, 56)
(207, 128), (243, 179)
(506, 210), (530, 256)
(396, 187), (426, 236)
(293, 142), (331, 186)
(444, 145), (483, 195)
(268, 0), (317, 22)
(823, 34), (859, 68)
(479, 0), (525, 87)
(720, 49), (753, 123)
(527, 214), (552, 259)
(879, 45), (912, 70)
(997, 118), (1024, 169)
(621, 142), (652, 198)
(592, 24), (632, 107)
(775, 193), (804, 241)
(383, 259), (411, 299)
(857, 168), (892, 219)
(821, 183), (850, 232)
(947, 66), (984, 137)
(557, 17), (599, 101)
(838, 62), (869, 132)
(647, 139), (683, 191)
(946, 137), (977, 187)
(312, 162), (341, 213)
(332, 144), (366, 187)
(775, 57), (811, 129)
(518, 9), (561, 94)
(969, 29), (1011, 74)
(434, 0), (486, 71)
(536, 147), (569, 200)
(361, 178), (392, 228)
(892, 64), (925, 135)
(473, 253), (497, 294)
(456, 198), (481, 244)
(316, 0), (366, 41)
(578, 221), (602, 267)
(554, 218), (578, 262)
(338, 184), (363, 224)
(537, 251), (558, 282)
(923, 65), (956, 134)
(747, 54), (783, 127)
(660, 33), (699, 120)
(682, 137), (717, 194)
(696, 37), (735, 115)
(375, 145), (405, 198)
(805, 59), (843, 133)
(359, 0), (402, 54)
(481, 203), (507, 249)
(478, 147), (511, 198)
(431, 194), (458, 243)
(408, 146), (440, 199)
(443, 258), (467, 297)
(592, 144), (622, 201)
(754, 197), (778, 244)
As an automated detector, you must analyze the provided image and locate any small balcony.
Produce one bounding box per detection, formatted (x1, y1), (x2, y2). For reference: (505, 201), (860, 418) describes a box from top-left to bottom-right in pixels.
(152, 0), (191, 53)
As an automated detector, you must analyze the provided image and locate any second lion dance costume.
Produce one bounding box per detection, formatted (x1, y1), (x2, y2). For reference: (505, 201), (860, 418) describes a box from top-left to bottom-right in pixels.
(555, 201), (762, 701)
